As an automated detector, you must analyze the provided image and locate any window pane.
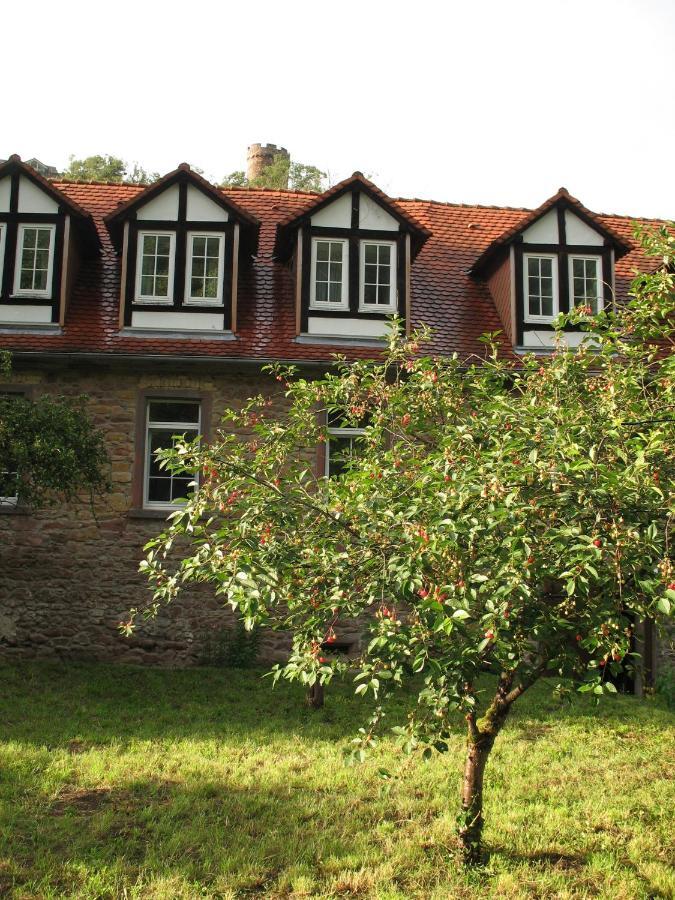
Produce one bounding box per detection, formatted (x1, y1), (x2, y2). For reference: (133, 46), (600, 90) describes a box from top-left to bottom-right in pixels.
(205, 258), (219, 278)
(36, 229), (51, 250)
(204, 279), (217, 299)
(364, 283), (377, 304)
(378, 285), (390, 305)
(193, 236), (206, 256)
(148, 477), (172, 502)
(527, 257), (539, 277)
(192, 257), (205, 277)
(149, 401), (200, 424)
(529, 297), (540, 317)
(155, 255), (169, 277)
(157, 235), (171, 255)
(154, 276), (167, 296)
(35, 249), (49, 270)
(364, 264), (377, 284)
(20, 271), (32, 290)
(205, 238), (220, 256)
(143, 235), (156, 254)
(573, 258), (584, 278)
(541, 297), (553, 317)
(170, 477), (193, 501)
(364, 244), (377, 264)
(34, 270), (48, 291)
(316, 242), (329, 261)
(190, 277), (202, 297)
(329, 242), (342, 262)
(329, 262), (341, 282)
(378, 245), (391, 264)
(21, 249), (33, 269)
(316, 261), (328, 282)
(316, 281), (328, 302)
(328, 281), (341, 302)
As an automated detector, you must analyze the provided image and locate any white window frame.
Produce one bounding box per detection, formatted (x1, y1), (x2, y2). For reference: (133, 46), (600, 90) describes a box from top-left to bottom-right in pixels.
(310, 238), (349, 310)
(184, 231), (225, 306)
(0, 224), (6, 289)
(523, 253), (559, 324)
(135, 230), (176, 304)
(568, 254), (603, 313)
(325, 425), (365, 477)
(359, 239), (397, 313)
(13, 223), (56, 299)
(143, 399), (201, 510)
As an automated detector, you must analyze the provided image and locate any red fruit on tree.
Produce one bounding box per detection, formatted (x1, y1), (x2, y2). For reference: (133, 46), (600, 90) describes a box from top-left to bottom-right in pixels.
(418, 587), (429, 598)
(593, 538), (602, 548)
(668, 582), (675, 591)
(401, 413), (411, 427)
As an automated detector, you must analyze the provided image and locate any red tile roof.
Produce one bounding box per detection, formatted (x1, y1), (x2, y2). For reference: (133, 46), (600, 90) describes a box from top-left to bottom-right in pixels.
(0, 180), (667, 365)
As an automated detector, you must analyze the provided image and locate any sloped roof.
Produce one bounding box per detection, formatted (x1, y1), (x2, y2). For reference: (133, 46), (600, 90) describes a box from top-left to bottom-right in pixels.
(0, 180), (667, 365)
(470, 187), (633, 277)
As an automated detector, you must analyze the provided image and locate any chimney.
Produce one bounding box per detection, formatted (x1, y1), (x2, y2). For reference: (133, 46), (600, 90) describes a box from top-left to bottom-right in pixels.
(246, 143), (290, 185)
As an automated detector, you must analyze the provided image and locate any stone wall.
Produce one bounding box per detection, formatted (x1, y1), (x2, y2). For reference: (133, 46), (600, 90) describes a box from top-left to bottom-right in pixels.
(0, 361), (344, 666)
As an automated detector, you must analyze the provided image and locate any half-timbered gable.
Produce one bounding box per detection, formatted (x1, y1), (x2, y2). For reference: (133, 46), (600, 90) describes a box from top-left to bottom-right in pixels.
(105, 164), (259, 335)
(275, 173), (430, 345)
(470, 188), (632, 350)
(0, 156), (99, 327)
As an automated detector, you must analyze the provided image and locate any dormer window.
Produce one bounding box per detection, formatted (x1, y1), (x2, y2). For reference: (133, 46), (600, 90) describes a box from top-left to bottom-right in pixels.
(310, 239), (348, 308)
(136, 232), (174, 302)
(524, 254), (558, 322)
(360, 240), (396, 312)
(570, 255), (602, 312)
(104, 163), (260, 334)
(274, 173), (430, 344)
(185, 233), (225, 304)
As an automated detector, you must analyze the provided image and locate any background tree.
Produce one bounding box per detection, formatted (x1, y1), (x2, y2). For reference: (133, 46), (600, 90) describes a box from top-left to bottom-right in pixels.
(61, 154), (159, 184)
(135, 229), (674, 865)
(221, 155), (327, 192)
(0, 352), (109, 507)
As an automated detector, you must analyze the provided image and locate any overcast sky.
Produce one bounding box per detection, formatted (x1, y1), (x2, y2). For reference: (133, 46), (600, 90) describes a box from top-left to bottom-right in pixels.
(4, 0), (674, 219)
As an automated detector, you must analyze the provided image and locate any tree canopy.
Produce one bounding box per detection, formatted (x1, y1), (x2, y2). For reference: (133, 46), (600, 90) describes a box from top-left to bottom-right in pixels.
(136, 227), (674, 864)
(221, 155), (327, 192)
(61, 154), (159, 184)
(0, 353), (109, 507)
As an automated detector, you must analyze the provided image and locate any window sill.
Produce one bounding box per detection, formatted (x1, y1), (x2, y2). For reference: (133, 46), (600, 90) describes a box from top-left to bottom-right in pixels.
(0, 323), (61, 334)
(127, 507), (179, 520)
(9, 295), (53, 302)
(120, 327), (236, 341)
(0, 503), (29, 515)
(295, 334), (386, 348)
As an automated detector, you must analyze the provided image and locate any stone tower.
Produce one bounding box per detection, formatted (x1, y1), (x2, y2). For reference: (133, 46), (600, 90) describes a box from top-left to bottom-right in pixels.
(246, 143), (290, 184)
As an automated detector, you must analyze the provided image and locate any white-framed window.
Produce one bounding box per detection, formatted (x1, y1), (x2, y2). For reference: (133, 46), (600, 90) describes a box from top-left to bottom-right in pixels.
(0, 392), (21, 507)
(310, 238), (349, 309)
(184, 232), (225, 305)
(13, 224), (56, 298)
(135, 231), (175, 303)
(144, 399), (201, 508)
(325, 424), (365, 477)
(360, 240), (397, 312)
(0, 224), (6, 288)
(569, 255), (603, 313)
(523, 253), (558, 322)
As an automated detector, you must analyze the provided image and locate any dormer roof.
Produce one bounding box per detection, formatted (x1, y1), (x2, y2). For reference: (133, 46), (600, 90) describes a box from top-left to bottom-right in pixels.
(470, 187), (633, 278)
(274, 172), (432, 261)
(104, 163), (261, 254)
(0, 154), (100, 254)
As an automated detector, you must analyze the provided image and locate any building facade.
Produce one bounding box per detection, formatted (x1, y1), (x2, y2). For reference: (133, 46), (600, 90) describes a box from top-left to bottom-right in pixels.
(0, 154), (668, 673)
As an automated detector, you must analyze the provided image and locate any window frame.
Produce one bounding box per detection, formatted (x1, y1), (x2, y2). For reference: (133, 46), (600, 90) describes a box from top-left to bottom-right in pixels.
(12, 223), (56, 299)
(359, 239), (397, 313)
(568, 254), (603, 313)
(134, 230), (176, 304)
(523, 253), (559, 324)
(0, 224), (6, 290)
(143, 398), (202, 510)
(325, 425), (366, 477)
(183, 231), (225, 306)
(309, 237), (349, 310)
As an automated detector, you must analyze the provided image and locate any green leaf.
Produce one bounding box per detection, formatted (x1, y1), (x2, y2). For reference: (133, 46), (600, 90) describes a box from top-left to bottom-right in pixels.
(452, 609), (470, 620)
(657, 597), (671, 616)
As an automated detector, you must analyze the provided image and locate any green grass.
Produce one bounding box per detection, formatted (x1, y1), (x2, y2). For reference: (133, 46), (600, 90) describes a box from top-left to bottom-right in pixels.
(0, 663), (673, 899)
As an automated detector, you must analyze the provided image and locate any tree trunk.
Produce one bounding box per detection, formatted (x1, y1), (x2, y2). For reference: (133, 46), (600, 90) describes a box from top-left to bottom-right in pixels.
(458, 732), (494, 864)
(306, 681), (324, 709)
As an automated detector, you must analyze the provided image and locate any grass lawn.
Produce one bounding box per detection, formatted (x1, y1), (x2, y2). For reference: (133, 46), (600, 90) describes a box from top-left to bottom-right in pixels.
(0, 663), (673, 899)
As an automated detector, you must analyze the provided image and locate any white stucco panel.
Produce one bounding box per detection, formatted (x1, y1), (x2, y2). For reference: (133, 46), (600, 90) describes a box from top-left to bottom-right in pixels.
(131, 310), (224, 330)
(310, 192), (352, 228)
(307, 316), (389, 337)
(522, 330), (597, 349)
(359, 192), (399, 231)
(136, 184), (180, 221)
(186, 185), (228, 222)
(522, 208), (558, 244)
(18, 176), (58, 214)
(565, 210), (604, 246)
(0, 304), (53, 323)
(0, 178), (10, 213)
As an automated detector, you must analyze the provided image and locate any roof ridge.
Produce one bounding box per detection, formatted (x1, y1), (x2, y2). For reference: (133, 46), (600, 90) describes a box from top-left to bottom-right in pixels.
(54, 178), (144, 188)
